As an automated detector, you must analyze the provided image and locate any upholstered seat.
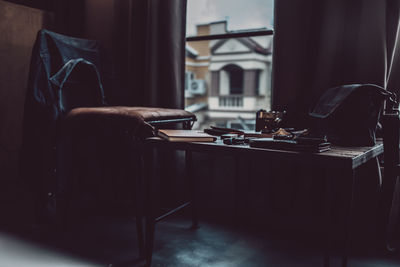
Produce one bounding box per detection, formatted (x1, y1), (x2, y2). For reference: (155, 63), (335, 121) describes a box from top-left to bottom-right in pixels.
(67, 106), (195, 124)
(65, 106), (196, 138)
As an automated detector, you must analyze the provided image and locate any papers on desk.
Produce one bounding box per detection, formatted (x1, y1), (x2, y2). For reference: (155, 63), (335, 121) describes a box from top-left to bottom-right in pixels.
(249, 138), (331, 153)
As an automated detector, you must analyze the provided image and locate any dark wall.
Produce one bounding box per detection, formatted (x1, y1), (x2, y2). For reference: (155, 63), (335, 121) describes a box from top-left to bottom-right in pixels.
(2, 0), (53, 11)
(0, 1), (54, 225)
(0, 0), (146, 185)
(0, 1), (54, 182)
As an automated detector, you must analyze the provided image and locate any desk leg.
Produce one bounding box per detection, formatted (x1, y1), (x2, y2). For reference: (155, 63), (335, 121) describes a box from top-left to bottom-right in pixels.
(342, 169), (356, 267)
(234, 156), (248, 224)
(234, 156), (240, 223)
(144, 146), (157, 266)
(324, 169), (332, 267)
(186, 150), (199, 229)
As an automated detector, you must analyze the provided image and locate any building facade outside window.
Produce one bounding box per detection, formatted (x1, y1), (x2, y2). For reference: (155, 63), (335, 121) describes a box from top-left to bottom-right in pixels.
(185, 0), (274, 130)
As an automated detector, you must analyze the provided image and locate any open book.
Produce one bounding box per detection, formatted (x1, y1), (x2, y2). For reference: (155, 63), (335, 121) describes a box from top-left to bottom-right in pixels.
(157, 129), (217, 142)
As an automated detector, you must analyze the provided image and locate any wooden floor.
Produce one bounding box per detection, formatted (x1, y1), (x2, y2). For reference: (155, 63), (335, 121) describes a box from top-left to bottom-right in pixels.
(2, 214), (400, 267)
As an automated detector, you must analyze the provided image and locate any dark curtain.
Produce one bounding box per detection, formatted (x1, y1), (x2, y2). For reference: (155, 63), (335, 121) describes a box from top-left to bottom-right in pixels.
(387, 0), (400, 95)
(52, 0), (187, 209)
(54, 0), (85, 37)
(141, 0), (186, 109)
(272, 0), (400, 127)
(55, 0), (186, 108)
(271, 0), (400, 246)
(108, 0), (187, 108)
(135, 0), (187, 207)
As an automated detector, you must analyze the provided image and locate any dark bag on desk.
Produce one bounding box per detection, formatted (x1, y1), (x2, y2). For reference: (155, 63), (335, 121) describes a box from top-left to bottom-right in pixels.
(309, 84), (396, 146)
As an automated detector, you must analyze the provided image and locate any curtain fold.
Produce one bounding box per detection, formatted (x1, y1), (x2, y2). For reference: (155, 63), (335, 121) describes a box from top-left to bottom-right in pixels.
(386, 0), (400, 95)
(113, 0), (186, 108)
(272, 0), (400, 127)
(271, 0), (400, 247)
(54, 0), (86, 37)
(142, 0), (186, 109)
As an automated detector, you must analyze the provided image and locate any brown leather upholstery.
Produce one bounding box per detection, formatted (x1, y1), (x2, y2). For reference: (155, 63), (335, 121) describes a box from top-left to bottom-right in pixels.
(67, 106), (195, 121)
(65, 106), (196, 138)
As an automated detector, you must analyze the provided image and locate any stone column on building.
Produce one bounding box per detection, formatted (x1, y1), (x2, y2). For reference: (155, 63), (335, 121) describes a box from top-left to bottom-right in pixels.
(244, 69), (258, 96)
(210, 71), (220, 96)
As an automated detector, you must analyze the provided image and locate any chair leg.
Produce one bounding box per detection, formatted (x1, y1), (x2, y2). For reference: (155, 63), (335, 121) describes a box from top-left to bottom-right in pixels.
(186, 150), (199, 229)
(135, 157), (145, 258)
(324, 169), (332, 267)
(135, 213), (145, 258)
(56, 192), (69, 231)
(144, 146), (157, 266)
(145, 216), (156, 266)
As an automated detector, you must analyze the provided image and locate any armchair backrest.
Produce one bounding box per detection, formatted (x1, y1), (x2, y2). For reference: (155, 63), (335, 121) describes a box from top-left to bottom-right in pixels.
(20, 29), (108, 196)
(27, 29), (106, 120)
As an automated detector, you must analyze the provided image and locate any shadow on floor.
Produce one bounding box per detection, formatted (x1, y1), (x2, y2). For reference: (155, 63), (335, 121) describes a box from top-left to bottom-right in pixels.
(0, 213), (400, 267)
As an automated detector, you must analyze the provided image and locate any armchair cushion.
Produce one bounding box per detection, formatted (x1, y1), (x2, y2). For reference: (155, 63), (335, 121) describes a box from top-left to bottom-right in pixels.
(65, 106), (196, 138)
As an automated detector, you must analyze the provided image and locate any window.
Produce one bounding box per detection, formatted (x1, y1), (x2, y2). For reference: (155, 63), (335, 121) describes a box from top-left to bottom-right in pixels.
(223, 64), (244, 95)
(185, 0), (274, 130)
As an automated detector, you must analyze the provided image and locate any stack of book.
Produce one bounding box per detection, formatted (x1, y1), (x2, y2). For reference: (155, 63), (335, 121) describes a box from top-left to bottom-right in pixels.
(157, 129), (216, 142)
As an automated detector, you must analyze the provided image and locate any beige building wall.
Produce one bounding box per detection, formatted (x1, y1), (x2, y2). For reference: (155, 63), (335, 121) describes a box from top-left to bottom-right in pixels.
(185, 62), (209, 107)
(188, 65), (209, 80)
(185, 25), (211, 107)
(188, 39), (209, 57)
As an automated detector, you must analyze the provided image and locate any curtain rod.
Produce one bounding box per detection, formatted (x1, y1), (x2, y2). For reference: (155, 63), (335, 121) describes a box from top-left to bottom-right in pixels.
(186, 29), (273, 42)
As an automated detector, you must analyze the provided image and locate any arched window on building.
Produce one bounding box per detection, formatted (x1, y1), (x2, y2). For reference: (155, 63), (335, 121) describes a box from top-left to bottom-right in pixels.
(221, 64), (244, 95)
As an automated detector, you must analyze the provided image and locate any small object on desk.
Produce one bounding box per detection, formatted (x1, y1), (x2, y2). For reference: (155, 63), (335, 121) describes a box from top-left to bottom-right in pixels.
(157, 129), (216, 142)
(204, 126), (243, 136)
(290, 129), (308, 137)
(272, 128), (294, 140)
(295, 129), (328, 144)
(296, 136), (328, 145)
(205, 125), (273, 139)
(243, 131), (273, 138)
(220, 133), (239, 140)
(210, 125), (244, 133)
(256, 110), (286, 132)
(223, 137), (246, 145)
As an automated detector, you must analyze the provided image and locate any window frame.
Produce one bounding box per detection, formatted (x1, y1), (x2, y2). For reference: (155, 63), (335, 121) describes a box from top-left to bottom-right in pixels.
(184, 0), (275, 131)
(184, 1), (275, 93)
(186, 28), (273, 42)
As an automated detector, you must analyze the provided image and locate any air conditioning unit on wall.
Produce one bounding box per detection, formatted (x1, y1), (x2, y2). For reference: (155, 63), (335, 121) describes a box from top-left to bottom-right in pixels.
(189, 79), (206, 95)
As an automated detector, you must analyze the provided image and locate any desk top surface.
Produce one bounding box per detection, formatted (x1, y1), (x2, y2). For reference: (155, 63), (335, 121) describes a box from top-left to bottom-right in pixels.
(146, 138), (383, 170)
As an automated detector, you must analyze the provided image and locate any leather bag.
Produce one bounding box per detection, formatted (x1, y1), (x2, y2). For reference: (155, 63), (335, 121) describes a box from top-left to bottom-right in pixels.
(309, 84), (397, 146)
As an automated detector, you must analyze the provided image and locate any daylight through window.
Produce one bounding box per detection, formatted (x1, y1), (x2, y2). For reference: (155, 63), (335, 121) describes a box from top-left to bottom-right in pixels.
(185, 0), (274, 130)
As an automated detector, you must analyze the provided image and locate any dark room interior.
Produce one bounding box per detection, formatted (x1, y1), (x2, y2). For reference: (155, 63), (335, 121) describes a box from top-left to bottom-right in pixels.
(2, 0), (400, 266)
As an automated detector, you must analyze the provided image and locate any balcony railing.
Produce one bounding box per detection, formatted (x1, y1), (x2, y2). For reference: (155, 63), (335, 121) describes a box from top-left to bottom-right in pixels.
(219, 95), (243, 107)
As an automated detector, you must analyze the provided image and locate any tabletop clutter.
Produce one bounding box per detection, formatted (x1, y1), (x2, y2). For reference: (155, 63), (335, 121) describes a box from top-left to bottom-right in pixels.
(156, 109), (331, 153)
(205, 126), (331, 153)
(156, 83), (398, 153)
(156, 125), (330, 153)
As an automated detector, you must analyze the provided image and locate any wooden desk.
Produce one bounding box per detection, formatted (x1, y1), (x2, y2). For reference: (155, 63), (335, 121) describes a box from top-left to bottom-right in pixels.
(142, 138), (384, 266)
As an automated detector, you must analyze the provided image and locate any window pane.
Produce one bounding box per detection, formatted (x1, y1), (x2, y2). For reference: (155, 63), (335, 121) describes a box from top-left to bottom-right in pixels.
(186, 0), (274, 37)
(185, 1), (274, 131)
